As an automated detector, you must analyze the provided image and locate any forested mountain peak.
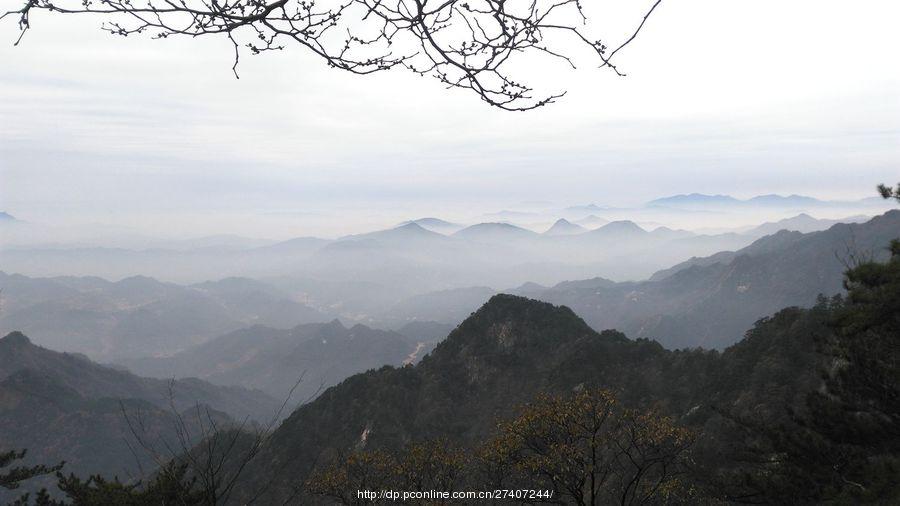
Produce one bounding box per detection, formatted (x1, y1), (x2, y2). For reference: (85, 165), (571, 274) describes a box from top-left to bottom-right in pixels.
(0, 330), (31, 347)
(428, 294), (601, 360)
(230, 288), (837, 503)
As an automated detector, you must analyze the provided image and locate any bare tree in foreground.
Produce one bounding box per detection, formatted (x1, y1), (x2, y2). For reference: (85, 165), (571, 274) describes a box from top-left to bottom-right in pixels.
(3, 0), (662, 110)
(116, 376), (315, 505)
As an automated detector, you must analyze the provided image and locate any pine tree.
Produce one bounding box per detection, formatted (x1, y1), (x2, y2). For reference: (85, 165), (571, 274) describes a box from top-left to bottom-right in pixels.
(0, 450), (63, 491)
(729, 187), (900, 504)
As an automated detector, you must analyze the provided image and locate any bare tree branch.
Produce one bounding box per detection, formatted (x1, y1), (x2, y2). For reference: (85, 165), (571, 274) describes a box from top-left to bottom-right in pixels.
(2, 0), (663, 110)
(117, 373), (312, 503)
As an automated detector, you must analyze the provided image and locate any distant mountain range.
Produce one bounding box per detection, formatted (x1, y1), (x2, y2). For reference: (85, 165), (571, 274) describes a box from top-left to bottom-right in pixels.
(339, 222), (449, 243)
(574, 214), (609, 228)
(521, 210), (900, 349)
(399, 217), (463, 234)
(0, 273), (329, 360)
(2, 206), (896, 502)
(328, 211), (899, 347)
(746, 213), (869, 236)
(648, 193), (741, 207)
(379, 286), (498, 325)
(1, 211), (884, 339)
(120, 320), (441, 401)
(646, 193), (883, 210)
(0, 211), (16, 221)
(453, 222), (539, 242)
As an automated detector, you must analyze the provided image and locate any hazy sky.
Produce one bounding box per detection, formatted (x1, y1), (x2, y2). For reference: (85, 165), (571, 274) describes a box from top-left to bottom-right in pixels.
(1, 0), (899, 238)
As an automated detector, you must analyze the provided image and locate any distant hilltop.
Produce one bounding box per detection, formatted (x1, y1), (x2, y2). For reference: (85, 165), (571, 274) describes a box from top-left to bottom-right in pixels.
(645, 193), (879, 209)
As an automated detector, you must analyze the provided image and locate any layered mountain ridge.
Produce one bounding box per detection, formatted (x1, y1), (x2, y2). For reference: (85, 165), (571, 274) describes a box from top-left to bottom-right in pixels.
(522, 210), (900, 348)
(120, 320), (435, 400)
(235, 293), (826, 503)
(0, 273), (329, 360)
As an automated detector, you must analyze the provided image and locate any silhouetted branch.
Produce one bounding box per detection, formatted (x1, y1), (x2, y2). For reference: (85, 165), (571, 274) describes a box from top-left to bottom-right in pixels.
(2, 0), (663, 110)
(118, 373), (312, 503)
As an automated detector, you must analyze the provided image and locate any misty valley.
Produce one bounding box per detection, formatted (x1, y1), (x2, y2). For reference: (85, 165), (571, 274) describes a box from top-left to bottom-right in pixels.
(1, 195), (899, 504)
(3, 0), (900, 501)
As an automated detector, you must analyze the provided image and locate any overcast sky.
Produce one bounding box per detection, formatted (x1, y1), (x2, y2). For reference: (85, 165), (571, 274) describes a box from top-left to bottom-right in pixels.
(1, 0), (899, 238)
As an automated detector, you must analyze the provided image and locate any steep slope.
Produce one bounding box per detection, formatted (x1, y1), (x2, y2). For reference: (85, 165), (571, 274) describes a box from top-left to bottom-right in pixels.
(0, 331), (280, 501)
(0, 331), (279, 421)
(237, 294), (824, 503)
(534, 210), (900, 349)
(120, 321), (416, 400)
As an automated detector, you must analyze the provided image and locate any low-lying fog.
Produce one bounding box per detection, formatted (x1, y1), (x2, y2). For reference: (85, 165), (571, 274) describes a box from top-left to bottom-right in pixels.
(2, 193), (895, 362)
(1, 193), (889, 284)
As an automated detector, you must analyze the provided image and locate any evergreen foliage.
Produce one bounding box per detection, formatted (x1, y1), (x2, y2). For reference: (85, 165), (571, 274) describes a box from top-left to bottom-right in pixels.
(0, 450), (62, 491)
(721, 233), (900, 503)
